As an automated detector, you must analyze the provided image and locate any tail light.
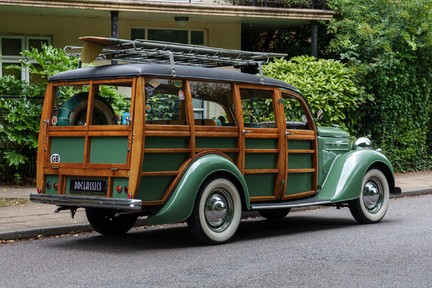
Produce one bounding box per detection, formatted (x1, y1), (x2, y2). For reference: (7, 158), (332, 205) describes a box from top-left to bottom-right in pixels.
(116, 185), (123, 193)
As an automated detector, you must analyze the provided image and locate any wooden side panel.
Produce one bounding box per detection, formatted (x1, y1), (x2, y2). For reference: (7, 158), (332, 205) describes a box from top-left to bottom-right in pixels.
(128, 77), (144, 198)
(36, 84), (54, 192)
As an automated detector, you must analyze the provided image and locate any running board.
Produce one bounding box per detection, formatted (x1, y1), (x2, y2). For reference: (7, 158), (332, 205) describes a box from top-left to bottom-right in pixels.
(251, 198), (332, 210)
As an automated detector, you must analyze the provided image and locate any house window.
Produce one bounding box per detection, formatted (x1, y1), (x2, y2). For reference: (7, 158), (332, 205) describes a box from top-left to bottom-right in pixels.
(131, 28), (205, 45)
(0, 35), (51, 83)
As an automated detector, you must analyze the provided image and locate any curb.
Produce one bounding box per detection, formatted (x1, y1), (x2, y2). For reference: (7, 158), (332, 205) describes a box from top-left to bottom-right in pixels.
(0, 224), (93, 241)
(390, 188), (432, 198)
(1, 189), (432, 241)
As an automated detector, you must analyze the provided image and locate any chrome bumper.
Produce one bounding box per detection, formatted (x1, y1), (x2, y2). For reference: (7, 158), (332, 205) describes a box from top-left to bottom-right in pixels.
(30, 193), (143, 211)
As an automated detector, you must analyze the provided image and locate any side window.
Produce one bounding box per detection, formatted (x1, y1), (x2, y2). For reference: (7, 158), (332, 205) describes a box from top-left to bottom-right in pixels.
(282, 93), (310, 130)
(94, 84), (131, 126)
(190, 81), (234, 126)
(240, 88), (275, 128)
(145, 78), (186, 125)
(52, 82), (131, 127)
(53, 85), (89, 126)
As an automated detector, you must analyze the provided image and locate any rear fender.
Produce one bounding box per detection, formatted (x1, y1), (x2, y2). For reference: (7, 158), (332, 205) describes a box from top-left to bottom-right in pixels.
(318, 149), (395, 202)
(146, 154), (249, 225)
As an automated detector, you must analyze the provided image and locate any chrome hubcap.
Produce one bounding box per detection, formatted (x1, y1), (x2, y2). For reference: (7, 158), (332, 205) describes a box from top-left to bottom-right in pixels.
(204, 189), (233, 232)
(363, 177), (383, 213)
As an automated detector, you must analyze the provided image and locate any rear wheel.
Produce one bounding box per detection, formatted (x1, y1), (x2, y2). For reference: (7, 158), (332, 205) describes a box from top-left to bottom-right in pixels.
(258, 208), (291, 220)
(349, 169), (390, 224)
(85, 208), (138, 235)
(187, 177), (242, 244)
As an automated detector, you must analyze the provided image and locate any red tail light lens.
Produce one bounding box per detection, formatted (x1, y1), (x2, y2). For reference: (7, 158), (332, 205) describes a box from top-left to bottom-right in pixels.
(54, 182), (59, 190)
(116, 185), (123, 193)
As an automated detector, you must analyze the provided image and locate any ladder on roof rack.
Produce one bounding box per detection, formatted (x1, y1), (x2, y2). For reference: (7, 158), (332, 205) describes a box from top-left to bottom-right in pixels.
(64, 36), (286, 77)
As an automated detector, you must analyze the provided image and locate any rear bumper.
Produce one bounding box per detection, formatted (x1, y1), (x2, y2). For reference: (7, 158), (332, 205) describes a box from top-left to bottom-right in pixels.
(30, 193), (143, 210)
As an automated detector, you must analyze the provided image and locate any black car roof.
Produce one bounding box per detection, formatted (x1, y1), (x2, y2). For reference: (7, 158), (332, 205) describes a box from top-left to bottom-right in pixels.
(49, 63), (299, 93)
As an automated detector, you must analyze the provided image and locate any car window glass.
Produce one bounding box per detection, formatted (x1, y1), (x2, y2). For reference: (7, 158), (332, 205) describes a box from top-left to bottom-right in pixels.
(145, 78), (187, 125)
(282, 93), (310, 130)
(240, 88), (275, 128)
(189, 81), (235, 126)
(52, 82), (132, 127)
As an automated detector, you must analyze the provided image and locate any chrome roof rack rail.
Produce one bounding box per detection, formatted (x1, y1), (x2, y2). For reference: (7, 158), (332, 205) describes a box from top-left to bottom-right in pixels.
(64, 36), (286, 78)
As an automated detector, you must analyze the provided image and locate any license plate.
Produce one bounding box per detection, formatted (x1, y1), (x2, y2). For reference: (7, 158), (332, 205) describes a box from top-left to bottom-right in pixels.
(70, 179), (108, 194)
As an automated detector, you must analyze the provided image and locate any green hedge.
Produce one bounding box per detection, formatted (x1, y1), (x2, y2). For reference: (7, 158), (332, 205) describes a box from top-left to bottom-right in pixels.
(327, 0), (432, 171)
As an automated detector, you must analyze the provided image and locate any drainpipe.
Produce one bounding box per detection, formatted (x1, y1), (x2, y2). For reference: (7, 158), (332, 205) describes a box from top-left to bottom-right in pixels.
(310, 0), (318, 58)
(111, 11), (119, 39)
(111, 11), (119, 64)
(311, 21), (318, 58)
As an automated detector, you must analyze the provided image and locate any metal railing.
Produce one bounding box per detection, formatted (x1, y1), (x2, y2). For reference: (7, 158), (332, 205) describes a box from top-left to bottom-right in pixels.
(225, 0), (328, 9)
(148, 0), (204, 3)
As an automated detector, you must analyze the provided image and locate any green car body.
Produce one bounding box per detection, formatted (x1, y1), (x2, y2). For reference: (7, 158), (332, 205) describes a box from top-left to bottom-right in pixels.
(146, 126), (395, 225)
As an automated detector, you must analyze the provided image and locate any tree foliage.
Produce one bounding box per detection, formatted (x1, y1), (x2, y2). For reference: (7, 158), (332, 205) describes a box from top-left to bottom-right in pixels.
(327, 0), (432, 171)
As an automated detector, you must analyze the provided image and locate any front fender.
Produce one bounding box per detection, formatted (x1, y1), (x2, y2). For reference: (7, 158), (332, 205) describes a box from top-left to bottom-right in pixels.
(318, 149), (395, 202)
(146, 154), (249, 225)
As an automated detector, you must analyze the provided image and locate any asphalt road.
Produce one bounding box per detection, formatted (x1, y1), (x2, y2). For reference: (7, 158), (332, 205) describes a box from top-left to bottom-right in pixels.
(1, 194), (431, 288)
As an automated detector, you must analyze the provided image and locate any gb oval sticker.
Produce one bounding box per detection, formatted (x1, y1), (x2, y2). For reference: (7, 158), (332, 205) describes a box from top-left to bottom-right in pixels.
(50, 153), (61, 163)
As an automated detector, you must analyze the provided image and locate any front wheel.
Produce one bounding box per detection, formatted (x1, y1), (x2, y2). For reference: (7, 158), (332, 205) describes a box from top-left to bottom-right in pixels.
(349, 169), (390, 224)
(85, 208), (138, 235)
(187, 177), (242, 244)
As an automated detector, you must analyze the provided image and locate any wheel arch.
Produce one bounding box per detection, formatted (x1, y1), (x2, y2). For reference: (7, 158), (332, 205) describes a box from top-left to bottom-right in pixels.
(145, 153), (250, 225)
(368, 161), (396, 194)
(318, 149), (395, 202)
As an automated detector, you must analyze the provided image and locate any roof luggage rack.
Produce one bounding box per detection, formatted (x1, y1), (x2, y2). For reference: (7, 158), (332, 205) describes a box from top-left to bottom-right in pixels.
(65, 36), (286, 78)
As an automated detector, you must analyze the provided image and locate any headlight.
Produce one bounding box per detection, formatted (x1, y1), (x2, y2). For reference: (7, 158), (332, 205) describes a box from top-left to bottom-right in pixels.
(354, 137), (372, 149)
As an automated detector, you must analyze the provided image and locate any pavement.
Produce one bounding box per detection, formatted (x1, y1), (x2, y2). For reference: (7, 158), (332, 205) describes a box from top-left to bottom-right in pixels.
(1, 171), (432, 241)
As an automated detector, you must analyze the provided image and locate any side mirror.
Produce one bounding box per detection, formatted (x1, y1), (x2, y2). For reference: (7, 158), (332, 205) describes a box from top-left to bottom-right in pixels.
(315, 109), (324, 121)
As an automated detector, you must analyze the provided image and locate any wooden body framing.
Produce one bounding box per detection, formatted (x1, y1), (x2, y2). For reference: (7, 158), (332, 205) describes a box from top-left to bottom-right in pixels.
(36, 64), (319, 211)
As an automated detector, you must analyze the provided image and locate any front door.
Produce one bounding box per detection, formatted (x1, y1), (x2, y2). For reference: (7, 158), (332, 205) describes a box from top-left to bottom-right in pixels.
(280, 91), (318, 200)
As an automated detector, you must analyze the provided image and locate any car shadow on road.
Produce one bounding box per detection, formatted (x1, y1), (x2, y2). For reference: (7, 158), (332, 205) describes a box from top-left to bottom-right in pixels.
(49, 212), (363, 252)
(236, 214), (356, 242)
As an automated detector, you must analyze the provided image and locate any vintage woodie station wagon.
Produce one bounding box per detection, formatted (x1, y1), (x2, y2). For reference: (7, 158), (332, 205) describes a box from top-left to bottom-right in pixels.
(31, 37), (397, 244)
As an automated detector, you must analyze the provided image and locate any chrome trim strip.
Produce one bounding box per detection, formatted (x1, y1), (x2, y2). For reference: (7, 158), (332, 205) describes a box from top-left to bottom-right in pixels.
(251, 199), (331, 210)
(30, 193), (142, 210)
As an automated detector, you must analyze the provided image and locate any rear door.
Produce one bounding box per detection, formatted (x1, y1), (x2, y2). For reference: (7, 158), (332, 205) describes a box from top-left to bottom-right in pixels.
(234, 85), (286, 202)
(37, 79), (142, 198)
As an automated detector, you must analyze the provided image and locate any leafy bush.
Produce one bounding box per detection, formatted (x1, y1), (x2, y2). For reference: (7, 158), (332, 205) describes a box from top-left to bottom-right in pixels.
(0, 45), (80, 184)
(0, 44), (129, 184)
(0, 76), (43, 184)
(263, 56), (371, 131)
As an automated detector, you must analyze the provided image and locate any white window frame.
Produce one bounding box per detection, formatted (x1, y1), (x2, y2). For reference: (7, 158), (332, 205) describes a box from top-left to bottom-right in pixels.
(131, 28), (206, 45)
(0, 34), (52, 82)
